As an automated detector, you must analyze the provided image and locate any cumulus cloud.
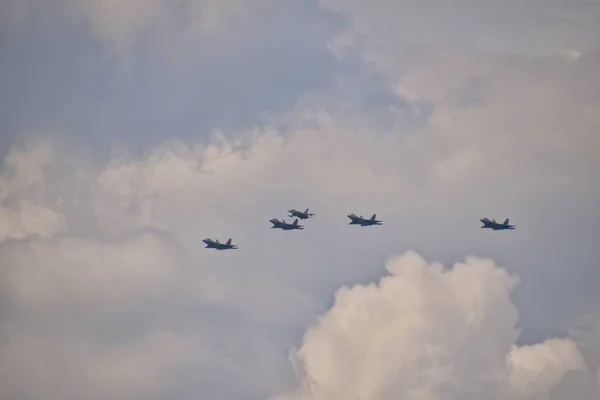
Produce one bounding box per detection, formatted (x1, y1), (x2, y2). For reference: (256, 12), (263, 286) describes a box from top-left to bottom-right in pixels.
(274, 252), (595, 400)
(507, 339), (587, 397)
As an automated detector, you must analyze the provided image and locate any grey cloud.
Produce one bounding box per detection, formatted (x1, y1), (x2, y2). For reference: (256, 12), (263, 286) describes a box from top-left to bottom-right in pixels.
(0, 229), (306, 399)
(320, 0), (600, 55)
(1, 1), (600, 398)
(0, 0), (340, 157)
(0, 99), (599, 397)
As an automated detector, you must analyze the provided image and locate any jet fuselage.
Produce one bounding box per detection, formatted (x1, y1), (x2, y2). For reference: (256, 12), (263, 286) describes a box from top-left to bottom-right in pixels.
(480, 218), (515, 230)
(270, 218), (304, 230)
(347, 214), (382, 226)
(203, 238), (238, 250)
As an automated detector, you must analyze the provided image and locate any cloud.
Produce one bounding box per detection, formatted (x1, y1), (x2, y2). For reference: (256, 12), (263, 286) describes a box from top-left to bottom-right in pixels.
(1, 1), (600, 398)
(1, 42), (599, 318)
(320, 0), (600, 64)
(1, 67), (599, 395)
(508, 339), (587, 396)
(0, 0), (337, 157)
(0, 231), (185, 313)
(0, 227), (306, 399)
(273, 252), (595, 400)
(4, 0), (286, 62)
(312, 0), (600, 346)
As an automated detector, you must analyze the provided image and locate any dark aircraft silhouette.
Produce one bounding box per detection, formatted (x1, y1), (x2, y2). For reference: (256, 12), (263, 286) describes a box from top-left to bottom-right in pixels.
(347, 213), (382, 226)
(288, 208), (315, 219)
(480, 217), (515, 230)
(270, 218), (304, 230)
(203, 238), (238, 250)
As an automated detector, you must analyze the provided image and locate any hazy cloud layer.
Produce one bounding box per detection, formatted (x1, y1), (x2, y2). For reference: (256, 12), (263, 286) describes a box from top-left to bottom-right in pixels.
(1, 0), (599, 399)
(0, 0), (339, 154)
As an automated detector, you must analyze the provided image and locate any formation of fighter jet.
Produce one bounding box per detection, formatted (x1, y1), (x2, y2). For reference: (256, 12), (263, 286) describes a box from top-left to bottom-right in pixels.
(203, 238), (238, 250)
(204, 209), (515, 251)
(347, 213), (382, 226)
(480, 217), (515, 230)
(288, 208), (315, 219)
(270, 218), (305, 230)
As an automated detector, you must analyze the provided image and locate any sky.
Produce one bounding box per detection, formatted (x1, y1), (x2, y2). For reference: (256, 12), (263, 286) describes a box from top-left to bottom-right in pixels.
(1, 0), (599, 399)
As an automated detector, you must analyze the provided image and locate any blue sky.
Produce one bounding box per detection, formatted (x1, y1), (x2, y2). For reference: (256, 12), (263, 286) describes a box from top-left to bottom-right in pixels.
(1, 1), (600, 399)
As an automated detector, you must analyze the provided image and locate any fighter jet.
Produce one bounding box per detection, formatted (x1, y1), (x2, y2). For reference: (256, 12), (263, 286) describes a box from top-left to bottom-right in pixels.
(480, 217), (515, 230)
(347, 213), (382, 226)
(269, 218), (304, 230)
(203, 238), (238, 250)
(288, 208), (315, 219)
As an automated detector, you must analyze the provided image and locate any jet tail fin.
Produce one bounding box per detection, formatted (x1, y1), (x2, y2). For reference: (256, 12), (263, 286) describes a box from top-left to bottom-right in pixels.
(226, 238), (232, 245)
(293, 219), (298, 226)
(304, 208), (309, 214)
(371, 214), (376, 220)
(503, 218), (509, 225)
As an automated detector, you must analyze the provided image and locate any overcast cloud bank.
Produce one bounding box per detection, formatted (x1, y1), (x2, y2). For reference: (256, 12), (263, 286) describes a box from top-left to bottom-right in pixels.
(1, 0), (599, 399)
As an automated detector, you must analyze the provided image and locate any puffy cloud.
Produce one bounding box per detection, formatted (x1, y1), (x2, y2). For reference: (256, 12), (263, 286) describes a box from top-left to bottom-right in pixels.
(507, 339), (587, 397)
(273, 252), (594, 400)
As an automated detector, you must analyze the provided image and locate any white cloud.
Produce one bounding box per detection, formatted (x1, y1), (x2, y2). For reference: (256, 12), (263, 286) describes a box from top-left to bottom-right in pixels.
(508, 339), (587, 397)
(273, 252), (595, 400)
